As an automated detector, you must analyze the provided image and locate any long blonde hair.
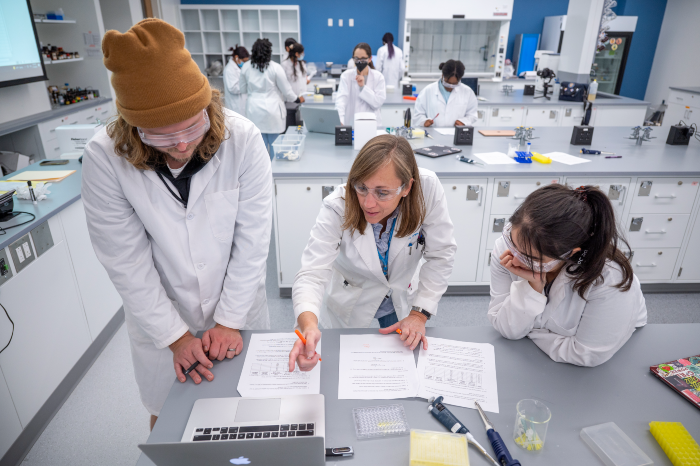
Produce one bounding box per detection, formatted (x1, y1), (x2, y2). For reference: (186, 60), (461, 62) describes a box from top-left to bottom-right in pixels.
(343, 135), (425, 237)
(106, 89), (228, 170)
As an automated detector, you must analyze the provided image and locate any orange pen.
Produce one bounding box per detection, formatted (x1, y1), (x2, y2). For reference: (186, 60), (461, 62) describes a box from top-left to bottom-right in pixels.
(295, 329), (321, 361)
(396, 329), (402, 335)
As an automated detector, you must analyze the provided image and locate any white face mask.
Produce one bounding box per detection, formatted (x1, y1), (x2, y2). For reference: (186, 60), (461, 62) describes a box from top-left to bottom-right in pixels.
(442, 79), (459, 89)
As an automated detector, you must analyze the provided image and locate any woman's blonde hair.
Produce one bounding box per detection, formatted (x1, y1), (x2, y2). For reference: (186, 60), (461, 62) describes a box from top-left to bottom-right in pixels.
(343, 135), (425, 237)
(106, 89), (228, 170)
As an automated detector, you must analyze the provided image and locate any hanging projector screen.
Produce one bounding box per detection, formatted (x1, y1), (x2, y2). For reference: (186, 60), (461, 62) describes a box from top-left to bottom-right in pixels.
(0, 0), (48, 88)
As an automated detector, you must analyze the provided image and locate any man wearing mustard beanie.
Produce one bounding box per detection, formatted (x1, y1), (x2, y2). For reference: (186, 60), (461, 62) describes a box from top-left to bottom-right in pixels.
(81, 18), (272, 428)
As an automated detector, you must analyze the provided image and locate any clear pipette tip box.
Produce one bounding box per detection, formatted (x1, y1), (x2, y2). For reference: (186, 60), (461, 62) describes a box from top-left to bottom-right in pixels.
(352, 404), (410, 439)
(410, 429), (470, 466)
(581, 422), (653, 466)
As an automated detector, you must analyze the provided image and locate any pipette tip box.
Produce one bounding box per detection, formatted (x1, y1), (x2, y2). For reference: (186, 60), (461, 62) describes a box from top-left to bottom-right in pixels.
(650, 421), (700, 466)
(352, 404), (410, 440)
(409, 429), (469, 466)
(580, 422), (653, 466)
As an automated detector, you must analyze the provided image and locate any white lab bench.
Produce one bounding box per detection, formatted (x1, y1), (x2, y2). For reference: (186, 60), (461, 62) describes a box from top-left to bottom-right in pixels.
(271, 126), (700, 295)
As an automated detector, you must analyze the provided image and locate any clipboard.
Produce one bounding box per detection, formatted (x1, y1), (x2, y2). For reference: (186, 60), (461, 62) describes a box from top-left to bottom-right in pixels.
(478, 130), (516, 137)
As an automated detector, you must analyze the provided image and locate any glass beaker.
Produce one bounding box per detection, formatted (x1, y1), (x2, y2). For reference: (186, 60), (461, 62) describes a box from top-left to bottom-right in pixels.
(513, 399), (551, 451)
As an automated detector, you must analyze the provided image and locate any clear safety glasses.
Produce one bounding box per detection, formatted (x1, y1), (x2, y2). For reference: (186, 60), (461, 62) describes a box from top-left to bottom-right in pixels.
(502, 222), (571, 273)
(137, 110), (210, 149)
(354, 184), (405, 202)
(442, 79), (459, 89)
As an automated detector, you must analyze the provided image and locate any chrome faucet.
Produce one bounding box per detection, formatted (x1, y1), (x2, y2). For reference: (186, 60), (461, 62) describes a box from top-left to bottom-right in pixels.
(512, 126), (537, 146)
(628, 126), (655, 145)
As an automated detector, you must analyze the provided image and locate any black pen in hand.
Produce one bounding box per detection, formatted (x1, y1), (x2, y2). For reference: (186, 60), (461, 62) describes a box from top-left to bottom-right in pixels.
(184, 351), (209, 376)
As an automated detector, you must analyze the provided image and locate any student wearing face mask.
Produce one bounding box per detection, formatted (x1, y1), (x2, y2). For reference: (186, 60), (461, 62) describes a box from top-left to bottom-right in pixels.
(282, 37), (297, 61)
(288, 135), (456, 372)
(335, 43), (386, 126)
(281, 42), (310, 99)
(414, 59), (478, 127)
(223, 44), (250, 116)
(489, 184), (647, 368)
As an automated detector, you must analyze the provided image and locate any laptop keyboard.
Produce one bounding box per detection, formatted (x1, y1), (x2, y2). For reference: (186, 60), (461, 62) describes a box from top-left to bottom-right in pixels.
(192, 423), (315, 441)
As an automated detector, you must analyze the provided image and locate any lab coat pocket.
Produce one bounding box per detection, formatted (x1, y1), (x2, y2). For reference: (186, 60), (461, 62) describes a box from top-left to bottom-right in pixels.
(204, 189), (240, 242)
(325, 271), (362, 326)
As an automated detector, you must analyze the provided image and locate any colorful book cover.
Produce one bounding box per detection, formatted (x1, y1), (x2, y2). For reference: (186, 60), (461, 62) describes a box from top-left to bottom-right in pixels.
(650, 354), (700, 410)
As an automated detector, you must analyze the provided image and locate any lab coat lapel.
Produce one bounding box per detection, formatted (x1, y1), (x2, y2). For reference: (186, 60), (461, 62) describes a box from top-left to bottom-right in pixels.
(186, 153), (221, 213)
(353, 224), (387, 283)
(143, 170), (178, 200)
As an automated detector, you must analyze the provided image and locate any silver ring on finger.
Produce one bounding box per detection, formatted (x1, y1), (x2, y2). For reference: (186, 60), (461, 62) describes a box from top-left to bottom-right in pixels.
(227, 348), (236, 351)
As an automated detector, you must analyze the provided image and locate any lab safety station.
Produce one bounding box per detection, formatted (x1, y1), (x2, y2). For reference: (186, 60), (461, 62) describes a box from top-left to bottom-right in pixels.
(0, 0), (699, 465)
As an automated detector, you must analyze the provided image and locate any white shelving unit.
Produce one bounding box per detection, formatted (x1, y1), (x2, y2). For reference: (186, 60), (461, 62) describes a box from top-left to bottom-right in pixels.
(34, 18), (77, 23)
(179, 5), (300, 75)
(43, 57), (84, 65)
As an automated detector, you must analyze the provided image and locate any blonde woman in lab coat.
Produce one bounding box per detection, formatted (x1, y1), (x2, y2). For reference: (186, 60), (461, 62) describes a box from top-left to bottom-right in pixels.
(376, 32), (404, 89)
(414, 59), (478, 127)
(223, 45), (249, 116)
(336, 43), (386, 125)
(288, 135), (457, 372)
(489, 184), (647, 367)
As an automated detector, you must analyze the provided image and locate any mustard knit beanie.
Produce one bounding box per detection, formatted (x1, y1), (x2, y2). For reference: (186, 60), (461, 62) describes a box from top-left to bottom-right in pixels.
(102, 18), (211, 128)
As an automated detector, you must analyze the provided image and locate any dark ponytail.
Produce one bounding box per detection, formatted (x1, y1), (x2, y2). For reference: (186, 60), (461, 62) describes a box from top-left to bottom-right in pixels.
(509, 184), (633, 299)
(439, 59), (465, 81)
(284, 37), (298, 50)
(250, 38), (272, 71)
(382, 32), (395, 59)
(288, 42), (305, 78)
(353, 43), (375, 69)
(229, 44), (249, 61)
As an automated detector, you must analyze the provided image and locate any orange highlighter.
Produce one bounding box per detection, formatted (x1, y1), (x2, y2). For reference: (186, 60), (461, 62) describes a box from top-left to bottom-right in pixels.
(295, 329), (321, 361)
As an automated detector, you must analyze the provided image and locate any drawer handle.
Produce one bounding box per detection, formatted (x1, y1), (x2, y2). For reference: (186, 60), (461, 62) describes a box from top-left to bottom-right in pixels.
(54, 147), (60, 151)
(644, 229), (666, 234)
(70, 121), (78, 125)
(654, 194), (676, 199)
(50, 128), (56, 132)
(513, 195), (527, 199)
(635, 262), (657, 267)
(101, 110), (109, 114)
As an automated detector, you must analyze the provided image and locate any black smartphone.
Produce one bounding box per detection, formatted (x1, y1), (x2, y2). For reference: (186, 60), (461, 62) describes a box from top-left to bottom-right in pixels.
(40, 160), (69, 166)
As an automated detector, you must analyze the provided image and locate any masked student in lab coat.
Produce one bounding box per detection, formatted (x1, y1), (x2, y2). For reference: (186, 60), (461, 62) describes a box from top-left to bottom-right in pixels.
(240, 38), (303, 157)
(489, 185), (647, 367)
(281, 42), (310, 99)
(223, 44), (250, 116)
(288, 135), (457, 372)
(414, 59), (478, 127)
(82, 19), (272, 429)
(376, 32), (405, 89)
(336, 43), (387, 126)
(281, 37), (297, 61)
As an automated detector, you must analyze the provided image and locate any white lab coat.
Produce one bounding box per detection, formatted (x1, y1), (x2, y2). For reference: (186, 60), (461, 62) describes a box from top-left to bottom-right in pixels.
(281, 58), (309, 97)
(414, 81), (478, 127)
(335, 68), (386, 126)
(488, 237), (647, 367)
(240, 61), (298, 134)
(347, 58), (356, 69)
(82, 109), (272, 415)
(293, 169), (457, 328)
(223, 59), (246, 116)
(376, 44), (404, 89)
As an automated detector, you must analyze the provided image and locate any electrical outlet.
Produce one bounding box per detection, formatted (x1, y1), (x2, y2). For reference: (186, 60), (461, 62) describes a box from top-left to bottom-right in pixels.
(453, 126), (474, 145)
(30, 221), (54, 257)
(327, 18), (333, 27)
(349, 18), (354, 27)
(570, 126), (594, 145)
(335, 126), (352, 146)
(338, 19), (343, 27)
(0, 249), (13, 285)
(9, 234), (35, 273)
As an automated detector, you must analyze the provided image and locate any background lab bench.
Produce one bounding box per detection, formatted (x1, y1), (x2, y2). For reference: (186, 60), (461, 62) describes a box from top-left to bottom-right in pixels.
(271, 126), (700, 295)
(0, 161), (123, 464)
(137, 325), (700, 466)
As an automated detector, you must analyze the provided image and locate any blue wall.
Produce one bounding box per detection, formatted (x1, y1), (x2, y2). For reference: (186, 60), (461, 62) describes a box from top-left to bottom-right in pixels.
(181, 0), (399, 65)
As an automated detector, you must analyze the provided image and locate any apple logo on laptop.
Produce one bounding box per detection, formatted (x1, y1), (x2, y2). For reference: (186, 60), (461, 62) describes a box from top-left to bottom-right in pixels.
(230, 457), (251, 465)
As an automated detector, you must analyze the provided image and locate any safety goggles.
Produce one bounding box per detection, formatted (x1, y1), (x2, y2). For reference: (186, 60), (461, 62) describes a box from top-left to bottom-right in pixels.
(502, 222), (571, 273)
(137, 110), (210, 149)
(354, 183), (405, 202)
(353, 58), (370, 65)
(442, 79), (459, 89)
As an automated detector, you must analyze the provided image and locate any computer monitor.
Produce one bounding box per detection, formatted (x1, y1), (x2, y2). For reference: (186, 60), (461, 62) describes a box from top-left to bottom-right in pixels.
(461, 77), (478, 96)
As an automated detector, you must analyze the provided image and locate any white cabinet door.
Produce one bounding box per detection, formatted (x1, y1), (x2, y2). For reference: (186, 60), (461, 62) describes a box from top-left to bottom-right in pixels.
(523, 106), (561, 127)
(0, 371), (22, 459)
(441, 179), (487, 283)
(678, 214), (700, 280)
(624, 214), (690, 249)
(490, 177), (560, 215)
(60, 200), (123, 339)
(629, 178), (699, 214)
(489, 106), (524, 126)
(0, 225), (91, 426)
(381, 106), (413, 128)
(275, 179), (343, 286)
(475, 107), (490, 126)
(560, 105), (587, 126)
(565, 177), (630, 222)
(628, 248), (679, 281)
(668, 90), (700, 109)
(592, 106), (646, 127)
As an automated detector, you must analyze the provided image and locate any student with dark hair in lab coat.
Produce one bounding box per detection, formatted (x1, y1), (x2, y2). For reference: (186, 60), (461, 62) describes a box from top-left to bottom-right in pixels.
(223, 44), (249, 116)
(281, 42), (310, 99)
(414, 59), (478, 127)
(489, 184), (647, 367)
(336, 43), (386, 126)
(376, 32), (404, 89)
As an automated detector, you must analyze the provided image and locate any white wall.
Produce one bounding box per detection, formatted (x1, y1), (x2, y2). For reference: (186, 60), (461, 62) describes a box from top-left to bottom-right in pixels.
(100, 0), (143, 32)
(0, 82), (52, 126)
(644, 0), (700, 106)
(152, 0), (180, 28)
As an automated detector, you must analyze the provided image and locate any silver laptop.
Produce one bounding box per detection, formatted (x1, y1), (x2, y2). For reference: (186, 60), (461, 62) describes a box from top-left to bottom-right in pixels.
(139, 394), (325, 466)
(300, 106), (342, 134)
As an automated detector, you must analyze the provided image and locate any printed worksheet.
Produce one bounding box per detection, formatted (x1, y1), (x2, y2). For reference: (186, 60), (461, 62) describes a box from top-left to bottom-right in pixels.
(338, 334), (419, 400)
(237, 333), (321, 397)
(417, 337), (499, 413)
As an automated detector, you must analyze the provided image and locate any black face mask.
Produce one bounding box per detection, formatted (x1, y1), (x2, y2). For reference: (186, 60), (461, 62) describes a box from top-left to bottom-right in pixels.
(355, 60), (369, 72)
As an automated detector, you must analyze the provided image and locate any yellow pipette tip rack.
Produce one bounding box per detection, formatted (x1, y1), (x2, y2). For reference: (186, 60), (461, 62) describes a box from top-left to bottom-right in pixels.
(650, 422), (700, 466)
(531, 152), (551, 164)
(410, 429), (470, 466)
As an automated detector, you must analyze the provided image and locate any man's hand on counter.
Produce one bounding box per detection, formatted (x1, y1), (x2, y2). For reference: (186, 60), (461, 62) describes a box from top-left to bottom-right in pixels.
(170, 332), (213, 384)
(203, 324), (243, 361)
